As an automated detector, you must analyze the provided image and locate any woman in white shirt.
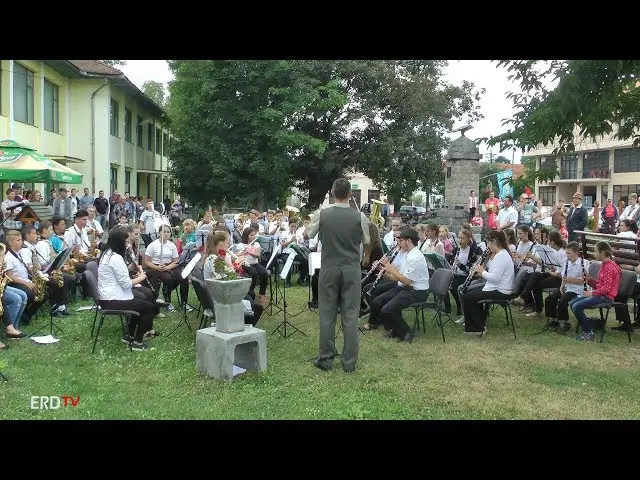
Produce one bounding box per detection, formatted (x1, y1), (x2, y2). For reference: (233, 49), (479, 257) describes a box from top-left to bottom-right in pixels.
(460, 229), (515, 335)
(143, 224), (190, 313)
(234, 227), (269, 305)
(97, 227), (157, 351)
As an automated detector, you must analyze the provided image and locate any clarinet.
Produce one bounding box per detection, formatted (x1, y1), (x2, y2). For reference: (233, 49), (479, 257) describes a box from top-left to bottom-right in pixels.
(369, 247), (401, 292)
(460, 248), (490, 294)
(126, 247), (156, 294)
(560, 258), (569, 294)
(362, 244), (399, 284)
(580, 248), (587, 292)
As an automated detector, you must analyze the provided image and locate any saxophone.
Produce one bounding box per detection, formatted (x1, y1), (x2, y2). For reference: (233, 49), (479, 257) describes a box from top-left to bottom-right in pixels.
(30, 247), (48, 303)
(87, 221), (101, 260)
(45, 240), (64, 288)
(0, 244), (9, 318)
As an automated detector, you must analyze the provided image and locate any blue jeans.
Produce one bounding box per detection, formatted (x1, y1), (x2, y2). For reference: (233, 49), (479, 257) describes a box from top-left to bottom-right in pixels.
(569, 295), (611, 333)
(97, 213), (108, 228)
(3, 285), (28, 329)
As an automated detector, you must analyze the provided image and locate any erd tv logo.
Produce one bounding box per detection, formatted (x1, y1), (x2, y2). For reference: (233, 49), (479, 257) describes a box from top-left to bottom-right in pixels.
(31, 395), (80, 410)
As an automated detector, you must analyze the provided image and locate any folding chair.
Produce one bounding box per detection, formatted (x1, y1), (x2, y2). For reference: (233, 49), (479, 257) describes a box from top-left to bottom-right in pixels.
(411, 268), (454, 342)
(83, 270), (140, 353)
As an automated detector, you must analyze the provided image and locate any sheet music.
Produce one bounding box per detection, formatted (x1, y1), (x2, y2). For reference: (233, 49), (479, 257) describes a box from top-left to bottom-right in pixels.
(266, 244), (281, 269)
(279, 251), (297, 280)
(309, 251), (321, 276)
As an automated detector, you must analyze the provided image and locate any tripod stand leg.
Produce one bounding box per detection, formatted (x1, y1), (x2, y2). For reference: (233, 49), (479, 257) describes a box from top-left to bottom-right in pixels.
(271, 282), (306, 338)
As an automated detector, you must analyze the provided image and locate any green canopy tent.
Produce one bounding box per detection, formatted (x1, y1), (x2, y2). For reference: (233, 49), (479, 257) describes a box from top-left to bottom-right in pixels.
(0, 139), (83, 184)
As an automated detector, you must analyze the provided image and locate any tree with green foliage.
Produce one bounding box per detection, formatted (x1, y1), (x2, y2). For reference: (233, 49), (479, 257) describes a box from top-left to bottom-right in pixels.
(487, 60), (640, 154)
(101, 60), (127, 67)
(142, 80), (167, 108)
(167, 60), (484, 210)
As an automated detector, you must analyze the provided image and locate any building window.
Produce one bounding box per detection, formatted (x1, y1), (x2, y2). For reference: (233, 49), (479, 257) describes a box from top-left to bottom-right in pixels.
(43, 79), (59, 133)
(155, 127), (161, 154)
(583, 150), (610, 178)
(13, 62), (34, 125)
(163, 132), (169, 157)
(136, 116), (143, 147)
(110, 99), (119, 137)
(538, 186), (555, 207)
(110, 167), (118, 195)
(613, 184), (640, 208)
(125, 169), (131, 194)
(147, 124), (153, 151)
(560, 154), (578, 179)
(124, 107), (132, 143)
(614, 147), (640, 173)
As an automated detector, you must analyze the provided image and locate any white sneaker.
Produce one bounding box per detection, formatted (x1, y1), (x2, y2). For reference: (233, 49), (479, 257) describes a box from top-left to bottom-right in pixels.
(204, 308), (214, 318)
(155, 312), (166, 318)
(455, 316), (465, 325)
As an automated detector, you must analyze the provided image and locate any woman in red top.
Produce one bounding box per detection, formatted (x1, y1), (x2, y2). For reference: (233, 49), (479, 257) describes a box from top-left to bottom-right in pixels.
(569, 241), (621, 341)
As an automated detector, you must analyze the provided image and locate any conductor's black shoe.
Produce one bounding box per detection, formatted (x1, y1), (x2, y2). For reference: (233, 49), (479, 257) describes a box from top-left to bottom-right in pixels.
(342, 365), (355, 373)
(397, 332), (413, 343)
(313, 359), (333, 371)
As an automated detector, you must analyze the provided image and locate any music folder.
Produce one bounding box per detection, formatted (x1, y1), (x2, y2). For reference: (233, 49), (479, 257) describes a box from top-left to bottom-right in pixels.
(44, 247), (72, 273)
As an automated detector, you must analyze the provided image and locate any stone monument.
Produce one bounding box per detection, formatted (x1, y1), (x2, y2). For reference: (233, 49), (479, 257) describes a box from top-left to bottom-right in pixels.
(196, 278), (267, 382)
(434, 125), (482, 235)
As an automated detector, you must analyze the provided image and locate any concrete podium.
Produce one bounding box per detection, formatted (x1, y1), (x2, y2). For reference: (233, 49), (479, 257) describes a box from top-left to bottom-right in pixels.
(196, 325), (267, 381)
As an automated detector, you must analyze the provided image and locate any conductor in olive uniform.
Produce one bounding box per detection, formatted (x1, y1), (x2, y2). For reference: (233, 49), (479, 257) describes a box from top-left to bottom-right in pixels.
(306, 178), (370, 372)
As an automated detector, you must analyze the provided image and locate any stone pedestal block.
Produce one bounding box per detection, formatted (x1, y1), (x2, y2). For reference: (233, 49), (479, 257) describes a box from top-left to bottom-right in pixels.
(205, 278), (252, 333)
(196, 326), (267, 382)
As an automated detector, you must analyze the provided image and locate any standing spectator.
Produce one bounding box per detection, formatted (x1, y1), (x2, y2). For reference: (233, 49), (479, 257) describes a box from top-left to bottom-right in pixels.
(566, 192), (588, 243)
(468, 189), (478, 221)
(93, 190), (110, 229)
(79, 187), (95, 210)
(52, 187), (74, 227)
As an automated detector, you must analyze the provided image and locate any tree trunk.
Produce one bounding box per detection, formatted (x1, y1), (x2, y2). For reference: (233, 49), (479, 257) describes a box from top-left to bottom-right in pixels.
(307, 180), (332, 210)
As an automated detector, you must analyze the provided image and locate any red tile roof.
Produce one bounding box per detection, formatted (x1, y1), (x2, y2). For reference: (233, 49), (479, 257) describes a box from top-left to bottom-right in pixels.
(493, 162), (525, 178)
(67, 60), (123, 76)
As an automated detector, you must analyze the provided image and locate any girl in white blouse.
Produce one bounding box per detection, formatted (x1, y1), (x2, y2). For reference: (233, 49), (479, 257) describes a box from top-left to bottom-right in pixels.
(460, 229), (515, 335)
(97, 227), (157, 351)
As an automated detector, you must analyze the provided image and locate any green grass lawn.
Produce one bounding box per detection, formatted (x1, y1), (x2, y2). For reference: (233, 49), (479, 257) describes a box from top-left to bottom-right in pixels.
(2, 283), (640, 420)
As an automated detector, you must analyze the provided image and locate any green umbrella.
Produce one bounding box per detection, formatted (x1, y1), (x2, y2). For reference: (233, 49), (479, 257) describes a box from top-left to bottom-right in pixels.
(0, 139), (83, 184)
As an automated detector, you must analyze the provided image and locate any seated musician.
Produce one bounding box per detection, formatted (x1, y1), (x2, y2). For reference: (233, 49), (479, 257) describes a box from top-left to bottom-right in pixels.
(518, 230), (567, 318)
(119, 224), (164, 327)
(30, 223), (76, 317)
(202, 229), (264, 325)
(360, 222), (385, 314)
(449, 229), (481, 318)
(143, 224), (191, 313)
(63, 209), (94, 273)
(181, 219), (198, 247)
(50, 215), (67, 254)
(4, 229), (44, 326)
(570, 241), (622, 341)
(234, 227), (269, 306)
(511, 224), (537, 310)
(97, 227), (157, 351)
(0, 243), (27, 343)
(544, 241), (589, 332)
(86, 206), (104, 247)
(460, 229), (515, 336)
(308, 234), (322, 309)
(365, 227), (429, 342)
(277, 217), (309, 287)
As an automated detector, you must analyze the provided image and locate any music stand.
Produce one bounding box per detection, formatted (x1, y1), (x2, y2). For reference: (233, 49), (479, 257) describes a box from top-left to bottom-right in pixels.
(31, 247), (73, 338)
(271, 251), (306, 338)
(265, 242), (283, 315)
(167, 252), (202, 337)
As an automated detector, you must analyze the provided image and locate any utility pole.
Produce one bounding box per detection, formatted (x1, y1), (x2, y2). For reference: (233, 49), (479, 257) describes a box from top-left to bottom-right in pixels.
(488, 151), (494, 164)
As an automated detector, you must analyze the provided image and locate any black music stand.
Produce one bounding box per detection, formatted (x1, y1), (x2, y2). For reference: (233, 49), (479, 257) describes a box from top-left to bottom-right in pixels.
(265, 240), (284, 316)
(30, 247), (73, 338)
(271, 251), (306, 339)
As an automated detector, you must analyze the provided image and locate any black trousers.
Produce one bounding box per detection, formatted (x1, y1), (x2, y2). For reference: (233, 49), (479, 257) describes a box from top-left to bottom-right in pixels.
(369, 285), (428, 337)
(48, 272), (76, 309)
(132, 285), (160, 316)
(449, 274), (467, 315)
(99, 297), (156, 343)
(243, 263), (268, 296)
(545, 290), (577, 321)
(311, 270), (319, 303)
(461, 288), (511, 333)
(520, 272), (561, 313)
(146, 267), (189, 304)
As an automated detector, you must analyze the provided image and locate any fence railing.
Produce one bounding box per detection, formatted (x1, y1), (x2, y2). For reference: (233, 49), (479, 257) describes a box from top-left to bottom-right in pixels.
(575, 230), (639, 269)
